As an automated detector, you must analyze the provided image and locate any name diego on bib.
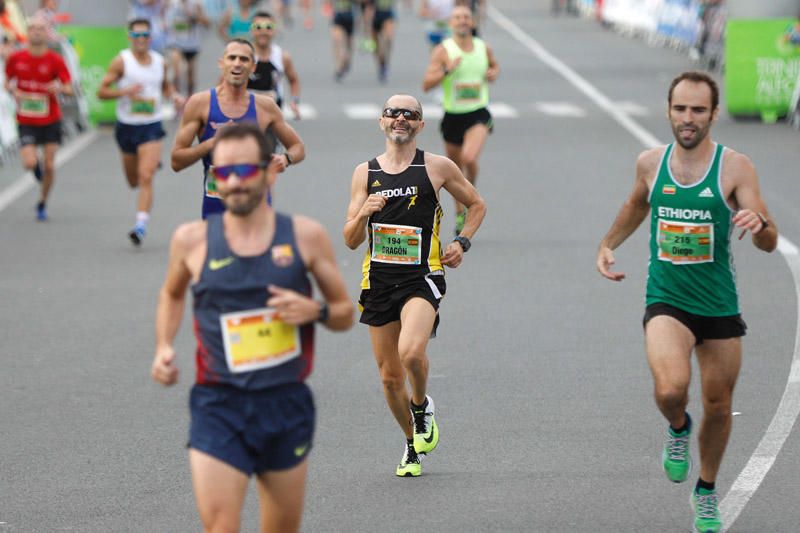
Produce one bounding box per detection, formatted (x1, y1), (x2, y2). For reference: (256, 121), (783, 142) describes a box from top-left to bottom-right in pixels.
(657, 219), (714, 264)
(220, 307), (301, 373)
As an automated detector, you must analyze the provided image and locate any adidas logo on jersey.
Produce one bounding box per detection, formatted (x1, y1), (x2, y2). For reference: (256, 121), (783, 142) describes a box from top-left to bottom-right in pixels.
(698, 187), (714, 198)
(372, 180), (381, 187)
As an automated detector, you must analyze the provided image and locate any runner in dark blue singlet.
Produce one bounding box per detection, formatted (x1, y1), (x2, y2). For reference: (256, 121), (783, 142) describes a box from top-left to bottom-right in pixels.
(153, 123), (352, 532)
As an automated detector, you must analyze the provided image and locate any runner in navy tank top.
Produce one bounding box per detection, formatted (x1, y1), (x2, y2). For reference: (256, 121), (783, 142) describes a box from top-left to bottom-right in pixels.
(170, 39), (305, 218)
(153, 123), (352, 532)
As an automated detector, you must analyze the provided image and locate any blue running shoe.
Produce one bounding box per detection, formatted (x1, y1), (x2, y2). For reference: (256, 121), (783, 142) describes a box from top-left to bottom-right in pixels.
(33, 161), (43, 182)
(128, 226), (146, 246)
(36, 202), (47, 221)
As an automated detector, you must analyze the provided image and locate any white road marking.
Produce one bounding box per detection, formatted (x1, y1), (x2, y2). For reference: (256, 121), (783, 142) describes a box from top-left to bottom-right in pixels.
(423, 105), (444, 120)
(535, 102), (586, 117)
(344, 103), (382, 120)
(489, 5), (660, 149)
(489, 6), (800, 531)
(0, 130), (99, 214)
(616, 101), (650, 117)
(488, 102), (519, 118)
(286, 103), (317, 120)
(720, 236), (800, 530)
(421, 102), (518, 120)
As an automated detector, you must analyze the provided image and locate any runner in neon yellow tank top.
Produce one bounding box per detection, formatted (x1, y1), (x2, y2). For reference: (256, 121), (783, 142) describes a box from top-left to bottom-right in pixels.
(422, 4), (498, 235)
(596, 72), (778, 533)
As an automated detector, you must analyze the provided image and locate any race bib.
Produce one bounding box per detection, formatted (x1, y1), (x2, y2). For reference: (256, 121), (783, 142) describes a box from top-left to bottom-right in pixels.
(130, 97), (156, 115)
(657, 219), (714, 265)
(173, 20), (190, 33)
(220, 307), (301, 373)
(454, 82), (482, 104)
(371, 223), (423, 265)
(18, 91), (49, 118)
(205, 169), (221, 198)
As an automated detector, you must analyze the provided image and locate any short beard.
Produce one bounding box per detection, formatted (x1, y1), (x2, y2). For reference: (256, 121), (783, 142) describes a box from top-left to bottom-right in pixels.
(672, 124), (708, 150)
(225, 189), (264, 216)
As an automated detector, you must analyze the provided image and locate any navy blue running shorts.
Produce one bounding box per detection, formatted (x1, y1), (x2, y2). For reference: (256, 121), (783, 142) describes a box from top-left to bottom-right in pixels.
(189, 382), (315, 475)
(114, 121), (165, 154)
(643, 302), (747, 345)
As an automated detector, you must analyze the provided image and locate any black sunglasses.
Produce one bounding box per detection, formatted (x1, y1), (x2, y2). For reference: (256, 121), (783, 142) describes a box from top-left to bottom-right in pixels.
(382, 107), (422, 121)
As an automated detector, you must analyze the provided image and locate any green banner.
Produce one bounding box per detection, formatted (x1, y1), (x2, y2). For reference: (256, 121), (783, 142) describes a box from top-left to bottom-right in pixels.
(59, 26), (129, 125)
(725, 19), (800, 122)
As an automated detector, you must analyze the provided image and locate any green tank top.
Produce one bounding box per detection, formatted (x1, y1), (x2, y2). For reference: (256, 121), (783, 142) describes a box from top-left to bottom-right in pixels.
(646, 143), (739, 316)
(442, 37), (489, 114)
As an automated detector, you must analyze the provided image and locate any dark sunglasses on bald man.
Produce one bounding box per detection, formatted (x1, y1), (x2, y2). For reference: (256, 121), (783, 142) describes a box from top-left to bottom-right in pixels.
(382, 107), (422, 121)
(210, 162), (268, 182)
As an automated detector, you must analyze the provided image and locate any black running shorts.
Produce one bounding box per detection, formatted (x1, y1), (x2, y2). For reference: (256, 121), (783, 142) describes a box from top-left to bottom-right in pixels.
(359, 273), (446, 336)
(643, 302), (746, 345)
(440, 107), (493, 146)
(19, 122), (62, 146)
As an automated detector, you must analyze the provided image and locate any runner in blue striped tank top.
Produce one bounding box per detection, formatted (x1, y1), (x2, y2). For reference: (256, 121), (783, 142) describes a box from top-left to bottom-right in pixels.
(170, 39), (305, 218)
(153, 123), (353, 532)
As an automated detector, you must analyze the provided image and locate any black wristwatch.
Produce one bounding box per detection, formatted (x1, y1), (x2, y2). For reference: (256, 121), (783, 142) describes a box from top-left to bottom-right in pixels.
(284, 153), (294, 166)
(316, 301), (329, 323)
(453, 236), (471, 253)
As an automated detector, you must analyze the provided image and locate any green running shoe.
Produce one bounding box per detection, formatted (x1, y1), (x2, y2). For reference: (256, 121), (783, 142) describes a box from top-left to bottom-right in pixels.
(691, 488), (722, 533)
(662, 413), (692, 483)
(454, 210), (466, 236)
(412, 395), (439, 455)
(396, 442), (421, 477)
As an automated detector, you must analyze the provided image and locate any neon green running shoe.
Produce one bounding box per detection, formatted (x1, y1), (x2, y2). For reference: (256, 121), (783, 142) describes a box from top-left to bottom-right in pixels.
(361, 38), (376, 52)
(412, 395), (439, 455)
(662, 413), (692, 483)
(396, 442), (421, 477)
(691, 488), (722, 533)
(454, 210), (466, 236)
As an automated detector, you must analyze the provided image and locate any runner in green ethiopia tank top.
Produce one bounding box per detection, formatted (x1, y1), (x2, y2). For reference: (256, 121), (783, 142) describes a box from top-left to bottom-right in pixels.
(646, 143), (738, 316)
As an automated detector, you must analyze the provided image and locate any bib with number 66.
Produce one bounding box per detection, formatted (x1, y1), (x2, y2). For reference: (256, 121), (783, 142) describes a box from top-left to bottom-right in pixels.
(220, 307), (301, 373)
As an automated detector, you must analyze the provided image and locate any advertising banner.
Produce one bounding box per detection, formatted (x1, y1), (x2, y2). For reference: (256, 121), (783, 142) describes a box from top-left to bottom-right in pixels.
(0, 59), (19, 151)
(59, 26), (129, 124)
(602, 0), (662, 33)
(656, 0), (702, 45)
(726, 19), (800, 121)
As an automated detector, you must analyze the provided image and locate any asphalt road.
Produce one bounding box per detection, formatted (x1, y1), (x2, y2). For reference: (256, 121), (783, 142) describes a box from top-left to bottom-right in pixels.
(1, 1), (799, 531)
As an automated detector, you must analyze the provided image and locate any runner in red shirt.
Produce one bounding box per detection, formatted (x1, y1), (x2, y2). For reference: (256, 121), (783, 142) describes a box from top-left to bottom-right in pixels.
(4, 16), (72, 221)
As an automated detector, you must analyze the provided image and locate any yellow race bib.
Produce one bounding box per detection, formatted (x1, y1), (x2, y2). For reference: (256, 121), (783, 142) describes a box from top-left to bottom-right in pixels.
(220, 307), (301, 373)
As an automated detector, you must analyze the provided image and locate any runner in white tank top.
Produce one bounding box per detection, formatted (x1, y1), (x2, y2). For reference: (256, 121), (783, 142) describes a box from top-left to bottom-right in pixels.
(97, 18), (185, 247)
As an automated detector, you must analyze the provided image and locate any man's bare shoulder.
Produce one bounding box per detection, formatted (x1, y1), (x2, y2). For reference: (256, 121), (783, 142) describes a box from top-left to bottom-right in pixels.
(254, 93), (282, 114)
(635, 146), (667, 177)
(423, 151), (458, 172)
(172, 220), (207, 250)
(721, 147), (755, 174)
(292, 214), (326, 239)
(183, 90), (211, 116)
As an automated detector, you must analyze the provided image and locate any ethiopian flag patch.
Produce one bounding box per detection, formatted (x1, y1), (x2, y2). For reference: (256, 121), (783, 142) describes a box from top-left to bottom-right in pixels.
(662, 184), (676, 195)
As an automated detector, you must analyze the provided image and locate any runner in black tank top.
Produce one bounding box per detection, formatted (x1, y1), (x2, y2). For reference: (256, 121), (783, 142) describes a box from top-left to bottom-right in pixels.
(344, 94), (487, 477)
